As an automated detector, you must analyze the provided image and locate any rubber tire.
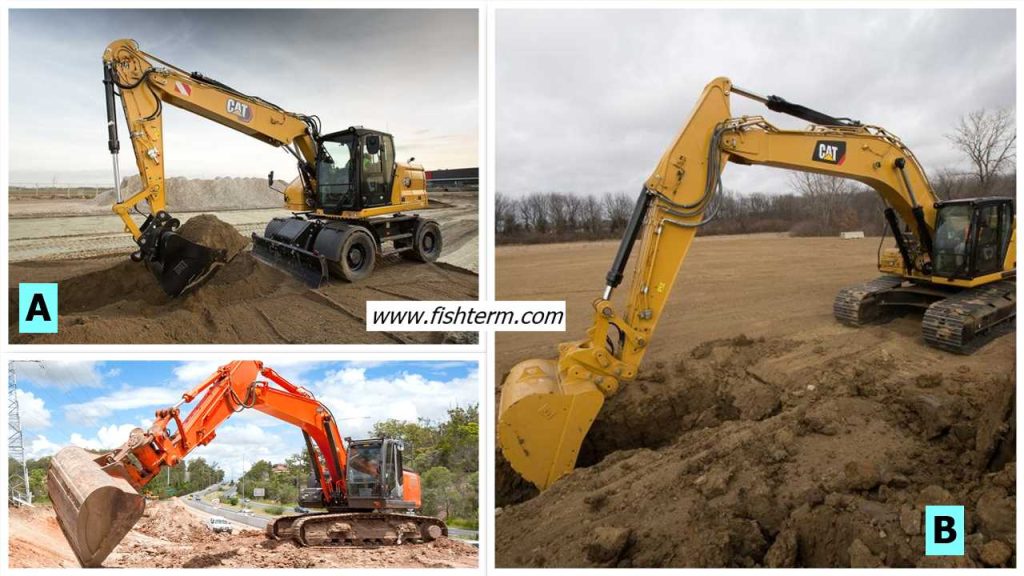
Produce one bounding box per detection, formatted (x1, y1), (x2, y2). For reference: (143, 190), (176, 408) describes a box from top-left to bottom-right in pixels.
(403, 220), (442, 263)
(329, 229), (376, 282)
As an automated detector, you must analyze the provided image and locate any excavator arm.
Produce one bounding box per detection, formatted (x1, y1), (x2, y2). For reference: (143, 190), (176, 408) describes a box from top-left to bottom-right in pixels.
(103, 39), (320, 295)
(499, 77), (1013, 491)
(47, 361), (348, 566)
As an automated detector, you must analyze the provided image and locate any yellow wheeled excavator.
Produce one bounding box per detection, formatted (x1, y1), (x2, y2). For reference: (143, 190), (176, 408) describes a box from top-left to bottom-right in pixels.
(498, 77), (1016, 491)
(103, 39), (441, 296)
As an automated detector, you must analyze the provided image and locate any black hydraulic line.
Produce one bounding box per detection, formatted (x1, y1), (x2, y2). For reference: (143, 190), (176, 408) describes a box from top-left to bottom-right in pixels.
(894, 158), (934, 258)
(103, 64), (120, 154)
(883, 208), (914, 273)
(322, 416), (345, 502)
(605, 188), (652, 295)
(764, 95), (860, 127)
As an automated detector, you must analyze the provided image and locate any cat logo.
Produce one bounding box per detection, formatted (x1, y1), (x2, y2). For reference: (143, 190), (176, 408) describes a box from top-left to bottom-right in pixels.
(226, 98), (253, 123)
(813, 140), (846, 165)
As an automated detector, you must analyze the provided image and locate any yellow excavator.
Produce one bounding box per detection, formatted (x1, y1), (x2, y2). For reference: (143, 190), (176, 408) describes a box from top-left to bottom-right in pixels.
(498, 77), (1016, 491)
(103, 39), (440, 296)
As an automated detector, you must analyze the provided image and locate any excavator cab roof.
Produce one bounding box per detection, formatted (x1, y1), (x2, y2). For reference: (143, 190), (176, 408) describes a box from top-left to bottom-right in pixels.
(319, 126), (393, 142)
(934, 196), (1014, 209)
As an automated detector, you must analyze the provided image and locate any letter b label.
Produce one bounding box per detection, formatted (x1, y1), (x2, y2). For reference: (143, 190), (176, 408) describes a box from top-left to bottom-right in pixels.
(925, 506), (964, 556)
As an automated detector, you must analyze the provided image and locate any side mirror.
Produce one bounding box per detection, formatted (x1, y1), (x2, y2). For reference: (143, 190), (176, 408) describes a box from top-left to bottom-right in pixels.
(366, 135), (381, 155)
(267, 170), (274, 187)
(408, 157), (415, 163)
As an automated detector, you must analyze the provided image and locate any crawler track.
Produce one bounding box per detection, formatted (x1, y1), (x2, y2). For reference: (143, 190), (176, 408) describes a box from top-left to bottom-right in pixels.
(832, 275), (904, 325)
(267, 512), (447, 546)
(921, 280), (1016, 353)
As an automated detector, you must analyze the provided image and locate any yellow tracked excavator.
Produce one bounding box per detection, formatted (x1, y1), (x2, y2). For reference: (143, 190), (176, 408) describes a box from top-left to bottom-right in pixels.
(103, 39), (441, 296)
(498, 77), (1016, 491)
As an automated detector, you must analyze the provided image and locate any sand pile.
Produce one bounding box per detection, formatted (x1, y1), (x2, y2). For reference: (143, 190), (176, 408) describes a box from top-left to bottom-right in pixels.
(496, 333), (1016, 568)
(178, 213), (251, 262)
(94, 176), (288, 212)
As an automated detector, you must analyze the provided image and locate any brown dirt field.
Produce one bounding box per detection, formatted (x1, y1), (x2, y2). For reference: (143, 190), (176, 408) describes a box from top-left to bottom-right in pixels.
(494, 234), (1015, 568)
(8, 500), (477, 568)
(9, 215), (477, 344)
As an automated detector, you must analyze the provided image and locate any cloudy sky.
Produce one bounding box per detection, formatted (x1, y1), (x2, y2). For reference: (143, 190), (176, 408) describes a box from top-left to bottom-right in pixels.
(13, 359), (478, 480)
(497, 9), (1015, 197)
(9, 9), (478, 186)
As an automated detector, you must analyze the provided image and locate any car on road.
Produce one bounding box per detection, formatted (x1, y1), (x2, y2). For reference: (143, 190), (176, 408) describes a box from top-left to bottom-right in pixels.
(294, 506), (310, 513)
(207, 517), (233, 534)
(240, 508), (254, 516)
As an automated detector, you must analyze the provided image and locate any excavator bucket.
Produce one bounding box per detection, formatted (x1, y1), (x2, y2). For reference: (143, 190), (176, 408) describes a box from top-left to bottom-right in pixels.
(46, 447), (145, 567)
(251, 232), (329, 289)
(146, 231), (226, 297)
(497, 358), (606, 491)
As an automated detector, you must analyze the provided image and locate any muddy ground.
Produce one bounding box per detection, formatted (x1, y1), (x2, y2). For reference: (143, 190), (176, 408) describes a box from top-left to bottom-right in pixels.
(8, 499), (477, 568)
(8, 191), (478, 344)
(494, 234), (1015, 568)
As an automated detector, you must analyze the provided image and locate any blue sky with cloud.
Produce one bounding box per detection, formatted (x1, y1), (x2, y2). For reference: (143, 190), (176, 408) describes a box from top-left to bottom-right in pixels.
(9, 9), (478, 186)
(12, 360), (478, 479)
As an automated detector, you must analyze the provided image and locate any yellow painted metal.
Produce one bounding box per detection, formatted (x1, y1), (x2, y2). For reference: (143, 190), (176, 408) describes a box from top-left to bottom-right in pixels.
(497, 76), (1017, 492)
(102, 38), (428, 240)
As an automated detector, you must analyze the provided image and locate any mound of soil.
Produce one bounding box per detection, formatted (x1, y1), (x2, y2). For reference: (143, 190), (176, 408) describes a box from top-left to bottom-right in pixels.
(177, 214), (250, 262)
(9, 214), (478, 344)
(496, 332), (1016, 568)
(95, 176), (287, 212)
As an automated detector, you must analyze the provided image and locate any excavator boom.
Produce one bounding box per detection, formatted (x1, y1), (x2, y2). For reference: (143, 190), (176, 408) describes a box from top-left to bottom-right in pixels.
(499, 77), (1015, 491)
(47, 361), (444, 567)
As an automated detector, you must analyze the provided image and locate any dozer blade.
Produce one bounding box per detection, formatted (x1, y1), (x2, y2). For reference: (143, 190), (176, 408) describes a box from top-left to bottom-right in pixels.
(146, 231), (226, 297)
(497, 358), (605, 491)
(46, 446), (145, 567)
(251, 232), (328, 289)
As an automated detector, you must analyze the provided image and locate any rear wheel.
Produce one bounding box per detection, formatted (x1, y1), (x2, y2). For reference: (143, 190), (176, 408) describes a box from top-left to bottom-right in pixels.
(329, 229), (376, 282)
(403, 220), (442, 263)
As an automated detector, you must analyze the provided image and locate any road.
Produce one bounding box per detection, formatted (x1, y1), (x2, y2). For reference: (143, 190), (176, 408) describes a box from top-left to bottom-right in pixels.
(183, 490), (477, 540)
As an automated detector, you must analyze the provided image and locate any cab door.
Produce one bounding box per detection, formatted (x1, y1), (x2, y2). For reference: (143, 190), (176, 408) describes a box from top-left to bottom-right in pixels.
(971, 201), (1013, 276)
(359, 134), (395, 209)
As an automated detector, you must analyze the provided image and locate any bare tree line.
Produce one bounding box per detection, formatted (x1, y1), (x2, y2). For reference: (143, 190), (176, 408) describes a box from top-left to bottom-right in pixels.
(497, 108), (1015, 244)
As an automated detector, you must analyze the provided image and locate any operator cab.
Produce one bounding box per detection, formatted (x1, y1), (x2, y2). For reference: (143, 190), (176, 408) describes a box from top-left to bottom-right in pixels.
(316, 127), (396, 213)
(931, 197), (1014, 280)
(344, 438), (409, 509)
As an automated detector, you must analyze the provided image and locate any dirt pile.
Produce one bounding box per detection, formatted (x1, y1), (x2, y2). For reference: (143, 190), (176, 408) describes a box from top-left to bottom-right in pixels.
(9, 213), (478, 344)
(133, 498), (224, 544)
(495, 330), (1016, 568)
(178, 214), (250, 262)
(94, 176), (288, 212)
(8, 501), (478, 568)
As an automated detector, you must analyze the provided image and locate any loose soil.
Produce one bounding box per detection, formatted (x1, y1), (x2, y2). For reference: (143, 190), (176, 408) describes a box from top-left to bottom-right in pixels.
(9, 215), (477, 344)
(8, 499), (477, 568)
(494, 234), (1015, 568)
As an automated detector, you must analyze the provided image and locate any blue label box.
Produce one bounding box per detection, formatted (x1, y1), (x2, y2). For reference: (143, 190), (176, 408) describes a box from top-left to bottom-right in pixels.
(925, 505), (965, 556)
(19, 283), (58, 334)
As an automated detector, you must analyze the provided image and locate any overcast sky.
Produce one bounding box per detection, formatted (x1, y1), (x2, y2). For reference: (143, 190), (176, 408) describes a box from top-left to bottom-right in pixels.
(9, 9), (478, 186)
(15, 359), (478, 480)
(497, 9), (1015, 197)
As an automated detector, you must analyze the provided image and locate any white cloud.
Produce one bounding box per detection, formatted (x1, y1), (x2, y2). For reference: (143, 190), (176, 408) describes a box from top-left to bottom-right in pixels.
(69, 423), (144, 451)
(15, 390), (51, 430)
(26, 434), (63, 459)
(64, 386), (181, 425)
(312, 367), (479, 440)
(11, 361), (105, 389)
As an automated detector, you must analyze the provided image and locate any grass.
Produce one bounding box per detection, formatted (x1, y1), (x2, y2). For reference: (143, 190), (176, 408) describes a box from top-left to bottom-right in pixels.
(445, 517), (478, 530)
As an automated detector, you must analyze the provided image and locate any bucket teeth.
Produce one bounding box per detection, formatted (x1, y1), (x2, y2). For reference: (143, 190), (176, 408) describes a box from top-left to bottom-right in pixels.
(46, 446), (145, 567)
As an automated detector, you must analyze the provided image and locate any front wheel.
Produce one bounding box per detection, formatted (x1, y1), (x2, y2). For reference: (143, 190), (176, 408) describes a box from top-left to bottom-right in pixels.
(329, 229), (376, 282)
(403, 220), (442, 263)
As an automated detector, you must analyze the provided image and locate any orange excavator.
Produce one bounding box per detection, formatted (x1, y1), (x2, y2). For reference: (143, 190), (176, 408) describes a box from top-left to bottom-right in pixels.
(46, 361), (446, 567)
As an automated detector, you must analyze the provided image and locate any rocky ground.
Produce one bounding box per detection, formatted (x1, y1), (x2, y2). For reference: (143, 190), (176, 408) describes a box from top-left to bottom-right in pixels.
(8, 499), (478, 568)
